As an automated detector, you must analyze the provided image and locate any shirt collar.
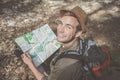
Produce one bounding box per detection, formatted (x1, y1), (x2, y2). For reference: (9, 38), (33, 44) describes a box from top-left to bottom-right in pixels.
(60, 41), (79, 53)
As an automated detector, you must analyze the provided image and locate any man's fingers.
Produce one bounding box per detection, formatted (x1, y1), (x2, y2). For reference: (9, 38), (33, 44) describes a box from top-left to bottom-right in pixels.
(21, 53), (25, 58)
(26, 53), (32, 59)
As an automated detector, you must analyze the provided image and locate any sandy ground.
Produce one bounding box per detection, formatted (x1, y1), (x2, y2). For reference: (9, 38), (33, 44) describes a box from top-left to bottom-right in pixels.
(0, 0), (120, 80)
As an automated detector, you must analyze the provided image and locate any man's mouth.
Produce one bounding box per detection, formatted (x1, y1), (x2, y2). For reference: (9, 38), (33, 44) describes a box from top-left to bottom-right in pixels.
(57, 34), (66, 38)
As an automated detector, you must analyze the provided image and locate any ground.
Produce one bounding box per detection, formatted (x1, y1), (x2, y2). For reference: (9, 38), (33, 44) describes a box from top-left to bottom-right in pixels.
(0, 0), (120, 80)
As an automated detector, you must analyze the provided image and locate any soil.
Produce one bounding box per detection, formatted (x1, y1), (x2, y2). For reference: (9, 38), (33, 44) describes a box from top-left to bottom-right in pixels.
(0, 0), (120, 80)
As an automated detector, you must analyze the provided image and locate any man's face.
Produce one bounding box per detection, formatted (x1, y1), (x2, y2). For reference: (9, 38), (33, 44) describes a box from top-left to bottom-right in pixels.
(56, 16), (79, 43)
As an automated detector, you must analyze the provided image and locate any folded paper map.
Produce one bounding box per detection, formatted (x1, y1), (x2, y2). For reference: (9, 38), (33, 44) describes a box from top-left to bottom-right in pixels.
(15, 24), (61, 67)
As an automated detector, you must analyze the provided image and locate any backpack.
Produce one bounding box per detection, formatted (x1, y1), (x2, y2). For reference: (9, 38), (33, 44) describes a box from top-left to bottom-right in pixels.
(66, 39), (111, 80)
(44, 38), (111, 80)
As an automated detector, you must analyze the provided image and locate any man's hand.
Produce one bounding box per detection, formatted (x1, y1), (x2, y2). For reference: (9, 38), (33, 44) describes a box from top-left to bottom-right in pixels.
(21, 53), (44, 80)
(21, 53), (33, 66)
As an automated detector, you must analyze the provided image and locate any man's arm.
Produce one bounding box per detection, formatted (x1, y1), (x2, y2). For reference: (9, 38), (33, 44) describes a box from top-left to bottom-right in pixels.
(21, 54), (44, 80)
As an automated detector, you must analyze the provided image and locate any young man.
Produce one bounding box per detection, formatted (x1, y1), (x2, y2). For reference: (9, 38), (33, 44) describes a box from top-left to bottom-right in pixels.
(21, 6), (88, 80)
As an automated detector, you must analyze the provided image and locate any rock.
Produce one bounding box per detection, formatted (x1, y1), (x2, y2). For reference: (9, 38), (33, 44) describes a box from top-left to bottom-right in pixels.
(7, 20), (16, 27)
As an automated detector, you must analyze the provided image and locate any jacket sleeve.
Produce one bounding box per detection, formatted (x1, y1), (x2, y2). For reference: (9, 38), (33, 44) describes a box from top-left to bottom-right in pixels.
(46, 58), (83, 80)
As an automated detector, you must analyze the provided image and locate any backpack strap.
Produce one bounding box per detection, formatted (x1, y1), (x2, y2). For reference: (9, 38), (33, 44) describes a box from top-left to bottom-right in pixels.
(100, 47), (110, 69)
(64, 50), (83, 60)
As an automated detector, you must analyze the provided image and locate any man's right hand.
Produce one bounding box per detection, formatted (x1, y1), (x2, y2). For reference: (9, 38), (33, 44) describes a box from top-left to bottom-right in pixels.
(21, 53), (33, 67)
(21, 53), (44, 80)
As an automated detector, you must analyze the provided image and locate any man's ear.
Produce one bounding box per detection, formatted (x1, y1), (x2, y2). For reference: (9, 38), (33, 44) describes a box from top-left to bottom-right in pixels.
(75, 31), (82, 38)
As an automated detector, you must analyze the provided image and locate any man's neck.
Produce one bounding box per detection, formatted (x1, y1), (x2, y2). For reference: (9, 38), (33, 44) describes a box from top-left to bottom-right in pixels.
(62, 38), (78, 49)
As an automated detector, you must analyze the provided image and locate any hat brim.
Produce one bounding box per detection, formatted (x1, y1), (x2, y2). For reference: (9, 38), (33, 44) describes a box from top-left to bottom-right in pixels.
(60, 10), (78, 19)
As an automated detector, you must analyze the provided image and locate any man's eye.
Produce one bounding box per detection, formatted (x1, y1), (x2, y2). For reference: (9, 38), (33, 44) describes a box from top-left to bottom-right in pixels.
(66, 24), (72, 29)
(67, 26), (72, 29)
(56, 20), (62, 25)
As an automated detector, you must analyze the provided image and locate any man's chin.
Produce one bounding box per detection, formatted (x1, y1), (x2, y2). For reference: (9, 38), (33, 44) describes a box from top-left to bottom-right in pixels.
(56, 38), (65, 43)
(56, 38), (62, 42)
(56, 36), (75, 43)
(57, 39), (70, 43)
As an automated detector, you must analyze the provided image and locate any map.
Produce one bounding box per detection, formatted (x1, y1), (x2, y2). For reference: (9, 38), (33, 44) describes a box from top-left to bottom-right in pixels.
(15, 24), (61, 67)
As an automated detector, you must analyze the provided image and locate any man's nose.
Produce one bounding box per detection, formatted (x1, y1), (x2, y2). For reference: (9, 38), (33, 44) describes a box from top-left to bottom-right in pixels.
(59, 25), (65, 33)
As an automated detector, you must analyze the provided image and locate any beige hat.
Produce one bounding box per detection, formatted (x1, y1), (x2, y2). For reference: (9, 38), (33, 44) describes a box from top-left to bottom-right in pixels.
(60, 6), (88, 33)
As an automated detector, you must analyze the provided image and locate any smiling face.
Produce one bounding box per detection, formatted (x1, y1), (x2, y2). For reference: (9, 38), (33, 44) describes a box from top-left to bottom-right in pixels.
(56, 16), (80, 43)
